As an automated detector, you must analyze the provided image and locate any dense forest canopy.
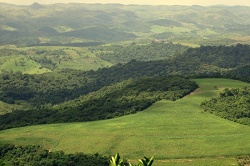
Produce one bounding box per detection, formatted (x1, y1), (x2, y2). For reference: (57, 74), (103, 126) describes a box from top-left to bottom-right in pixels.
(0, 143), (108, 166)
(95, 42), (187, 64)
(201, 87), (250, 125)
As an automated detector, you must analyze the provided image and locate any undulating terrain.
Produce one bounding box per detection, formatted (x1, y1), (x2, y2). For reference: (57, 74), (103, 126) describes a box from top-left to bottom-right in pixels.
(0, 2), (250, 166)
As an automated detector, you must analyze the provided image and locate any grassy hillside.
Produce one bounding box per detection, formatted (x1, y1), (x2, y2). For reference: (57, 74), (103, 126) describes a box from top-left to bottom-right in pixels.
(0, 46), (112, 74)
(0, 78), (249, 165)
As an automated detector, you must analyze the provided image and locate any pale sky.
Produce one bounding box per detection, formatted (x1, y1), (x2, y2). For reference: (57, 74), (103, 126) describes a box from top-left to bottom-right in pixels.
(1, 0), (250, 6)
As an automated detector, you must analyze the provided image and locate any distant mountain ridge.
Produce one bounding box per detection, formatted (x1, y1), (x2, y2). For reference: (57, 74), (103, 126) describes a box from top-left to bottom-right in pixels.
(29, 2), (43, 9)
(0, 3), (250, 45)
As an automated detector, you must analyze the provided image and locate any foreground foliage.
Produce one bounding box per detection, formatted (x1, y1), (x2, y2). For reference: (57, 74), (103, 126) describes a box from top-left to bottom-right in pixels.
(109, 153), (154, 166)
(201, 87), (250, 125)
(238, 155), (250, 166)
(0, 143), (108, 166)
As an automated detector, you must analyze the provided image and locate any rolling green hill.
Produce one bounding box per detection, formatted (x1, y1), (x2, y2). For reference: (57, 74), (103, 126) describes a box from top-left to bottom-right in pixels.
(0, 76), (198, 130)
(0, 45), (112, 74)
(0, 78), (249, 166)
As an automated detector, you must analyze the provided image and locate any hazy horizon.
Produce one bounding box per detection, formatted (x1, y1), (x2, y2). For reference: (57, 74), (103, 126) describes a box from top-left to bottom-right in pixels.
(1, 0), (250, 6)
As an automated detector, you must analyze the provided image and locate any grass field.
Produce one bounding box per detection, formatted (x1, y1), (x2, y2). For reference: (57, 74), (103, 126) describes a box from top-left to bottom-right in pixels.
(0, 78), (249, 165)
(151, 25), (192, 34)
(0, 46), (112, 74)
(0, 55), (51, 74)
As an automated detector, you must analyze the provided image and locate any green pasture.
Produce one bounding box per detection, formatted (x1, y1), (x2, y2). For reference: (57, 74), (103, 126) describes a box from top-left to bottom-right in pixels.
(197, 28), (218, 37)
(0, 25), (17, 31)
(0, 46), (112, 74)
(53, 26), (74, 33)
(172, 42), (200, 48)
(151, 25), (192, 34)
(0, 101), (19, 115)
(0, 100), (31, 115)
(0, 55), (50, 74)
(59, 47), (112, 70)
(0, 78), (249, 165)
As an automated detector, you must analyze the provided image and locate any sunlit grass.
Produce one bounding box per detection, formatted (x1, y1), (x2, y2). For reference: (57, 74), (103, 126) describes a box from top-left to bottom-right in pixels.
(151, 25), (192, 34)
(0, 46), (112, 74)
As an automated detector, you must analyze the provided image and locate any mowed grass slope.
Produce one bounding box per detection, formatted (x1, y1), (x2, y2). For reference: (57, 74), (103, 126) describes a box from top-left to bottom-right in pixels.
(0, 78), (250, 165)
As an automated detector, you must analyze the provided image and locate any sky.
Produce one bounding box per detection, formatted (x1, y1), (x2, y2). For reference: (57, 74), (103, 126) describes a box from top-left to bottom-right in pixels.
(1, 0), (250, 6)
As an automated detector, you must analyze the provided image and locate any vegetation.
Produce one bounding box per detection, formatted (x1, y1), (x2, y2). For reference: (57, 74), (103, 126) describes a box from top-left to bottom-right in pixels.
(95, 42), (187, 64)
(0, 143), (108, 166)
(109, 153), (154, 166)
(0, 145), (156, 166)
(1, 44), (250, 115)
(183, 44), (250, 69)
(226, 65), (250, 83)
(0, 79), (249, 166)
(1, 2), (250, 166)
(1, 3), (250, 46)
(109, 153), (124, 166)
(201, 87), (250, 125)
(0, 46), (111, 74)
(237, 155), (250, 166)
(0, 76), (198, 130)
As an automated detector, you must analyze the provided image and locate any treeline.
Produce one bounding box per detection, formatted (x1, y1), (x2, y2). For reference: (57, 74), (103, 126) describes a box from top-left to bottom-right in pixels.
(62, 26), (136, 42)
(183, 44), (250, 68)
(0, 76), (198, 130)
(225, 65), (250, 83)
(96, 43), (250, 69)
(189, 65), (250, 83)
(96, 42), (187, 64)
(0, 143), (108, 166)
(201, 87), (250, 125)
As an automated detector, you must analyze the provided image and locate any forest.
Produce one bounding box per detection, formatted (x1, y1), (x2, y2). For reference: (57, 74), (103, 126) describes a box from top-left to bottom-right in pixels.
(201, 87), (250, 125)
(95, 42), (187, 64)
(0, 143), (108, 166)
